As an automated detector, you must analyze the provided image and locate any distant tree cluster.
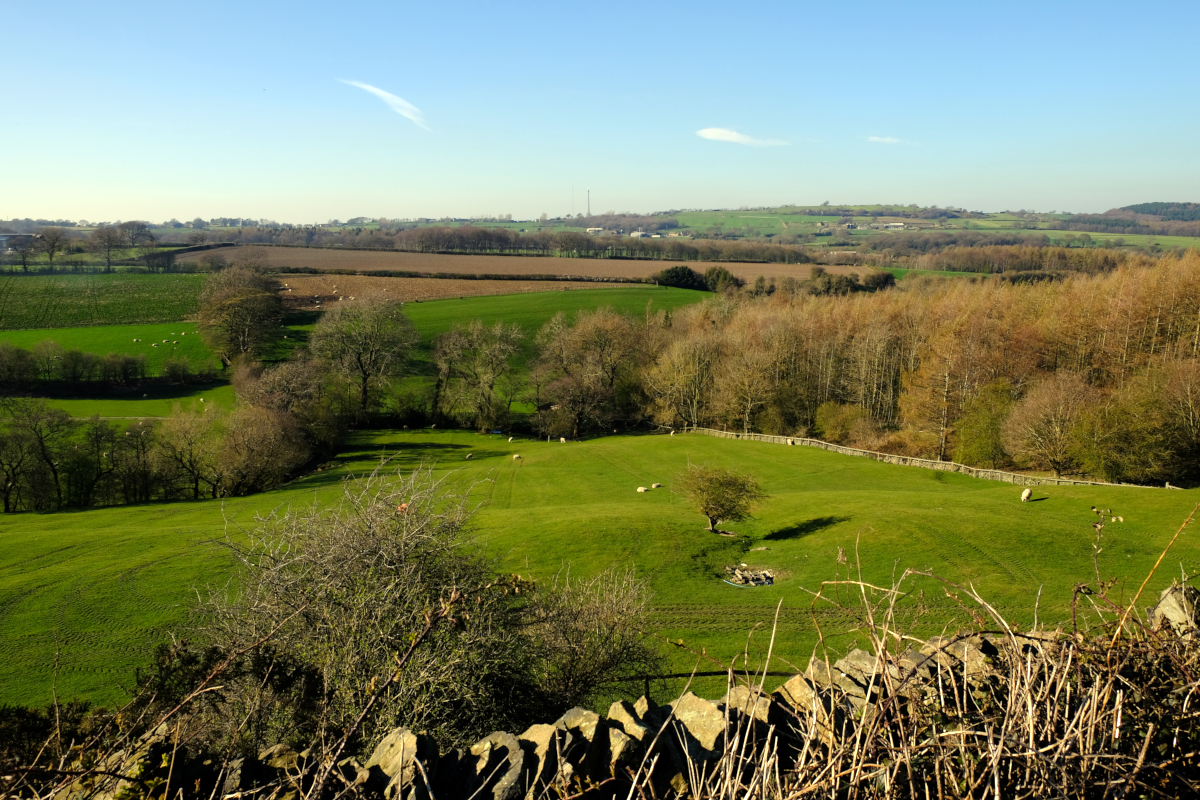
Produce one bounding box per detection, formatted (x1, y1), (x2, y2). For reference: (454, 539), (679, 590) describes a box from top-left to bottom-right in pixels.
(1119, 202), (1200, 221)
(436, 249), (1200, 485)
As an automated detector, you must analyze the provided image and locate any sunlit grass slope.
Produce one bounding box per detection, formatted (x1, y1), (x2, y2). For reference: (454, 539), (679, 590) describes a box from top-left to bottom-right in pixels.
(2, 429), (1195, 708)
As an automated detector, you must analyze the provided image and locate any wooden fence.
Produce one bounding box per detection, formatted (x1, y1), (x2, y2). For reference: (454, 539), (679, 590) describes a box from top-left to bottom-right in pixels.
(684, 427), (1155, 490)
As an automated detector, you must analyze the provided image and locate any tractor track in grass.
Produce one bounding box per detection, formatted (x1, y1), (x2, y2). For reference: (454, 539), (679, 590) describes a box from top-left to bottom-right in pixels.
(649, 601), (1010, 635)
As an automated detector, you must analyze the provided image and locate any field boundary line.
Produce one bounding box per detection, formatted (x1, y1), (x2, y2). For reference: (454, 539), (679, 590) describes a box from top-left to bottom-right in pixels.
(684, 427), (1159, 489)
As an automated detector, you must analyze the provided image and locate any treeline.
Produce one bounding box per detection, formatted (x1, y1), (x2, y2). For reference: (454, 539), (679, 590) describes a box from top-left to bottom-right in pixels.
(904, 244), (1151, 275)
(233, 224), (819, 264)
(432, 251), (1200, 484)
(1120, 202), (1200, 221)
(0, 399), (311, 511)
(1051, 216), (1200, 238)
(0, 342), (152, 388)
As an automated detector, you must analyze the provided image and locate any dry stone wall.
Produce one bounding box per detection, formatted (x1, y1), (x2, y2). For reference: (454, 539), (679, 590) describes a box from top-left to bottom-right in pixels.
(684, 427), (1156, 489)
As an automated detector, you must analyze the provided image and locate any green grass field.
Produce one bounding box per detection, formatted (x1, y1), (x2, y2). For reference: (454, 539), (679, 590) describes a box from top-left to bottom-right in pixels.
(0, 322), (219, 375)
(39, 383), (236, 418)
(886, 267), (979, 279)
(1, 428), (1196, 707)
(402, 286), (705, 345)
(0, 274), (203, 329)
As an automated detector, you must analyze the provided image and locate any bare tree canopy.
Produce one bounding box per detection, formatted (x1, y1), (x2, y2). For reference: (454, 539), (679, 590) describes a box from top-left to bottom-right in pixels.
(309, 297), (417, 414)
(434, 319), (524, 430)
(197, 266), (283, 365)
(192, 467), (661, 752)
(86, 225), (125, 270)
(36, 226), (70, 265)
(117, 220), (154, 249)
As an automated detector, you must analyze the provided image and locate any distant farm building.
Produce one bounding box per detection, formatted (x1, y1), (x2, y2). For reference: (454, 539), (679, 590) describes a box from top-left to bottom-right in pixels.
(586, 227), (604, 234)
(0, 234), (38, 250)
(884, 222), (907, 229)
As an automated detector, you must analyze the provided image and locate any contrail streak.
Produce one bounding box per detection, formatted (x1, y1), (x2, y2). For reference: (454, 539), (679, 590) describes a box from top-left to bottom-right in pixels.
(341, 80), (429, 130)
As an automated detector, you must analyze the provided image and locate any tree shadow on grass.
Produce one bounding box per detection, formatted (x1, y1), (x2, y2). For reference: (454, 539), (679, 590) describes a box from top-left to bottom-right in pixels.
(764, 515), (851, 541)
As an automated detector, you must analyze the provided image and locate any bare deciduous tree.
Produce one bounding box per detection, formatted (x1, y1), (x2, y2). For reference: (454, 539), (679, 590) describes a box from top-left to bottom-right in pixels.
(434, 320), (524, 430)
(197, 266), (283, 365)
(36, 226), (70, 266)
(117, 220), (153, 249)
(309, 297), (417, 414)
(86, 225), (125, 271)
(1003, 372), (1096, 477)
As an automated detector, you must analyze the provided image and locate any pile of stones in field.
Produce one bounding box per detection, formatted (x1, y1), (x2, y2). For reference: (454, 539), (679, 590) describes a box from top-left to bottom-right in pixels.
(724, 564), (775, 585)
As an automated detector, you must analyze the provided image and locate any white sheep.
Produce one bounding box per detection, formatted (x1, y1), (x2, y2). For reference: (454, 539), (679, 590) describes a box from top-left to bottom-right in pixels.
(787, 438), (795, 446)
(465, 453), (472, 460)
(560, 437), (567, 443)
(670, 431), (675, 436)
(651, 482), (662, 488)
(636, 487), (648, 493)
(508, 436), (514, 442)
(1020, 488), (1033, 502)
(513, 454), (521, 460)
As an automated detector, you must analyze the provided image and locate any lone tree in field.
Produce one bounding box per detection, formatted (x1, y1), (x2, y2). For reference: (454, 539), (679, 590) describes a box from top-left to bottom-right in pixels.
(674, 463), (767, 532)
(310, 296), (417, 414)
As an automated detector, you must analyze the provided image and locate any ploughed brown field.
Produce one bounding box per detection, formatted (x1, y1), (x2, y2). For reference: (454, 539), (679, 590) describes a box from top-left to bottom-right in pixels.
(179, 245), (865, 281)
(277, 275), (629, 310)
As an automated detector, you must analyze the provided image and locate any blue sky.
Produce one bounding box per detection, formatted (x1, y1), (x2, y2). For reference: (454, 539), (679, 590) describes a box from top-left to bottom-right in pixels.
(5, 0), (1198, 222)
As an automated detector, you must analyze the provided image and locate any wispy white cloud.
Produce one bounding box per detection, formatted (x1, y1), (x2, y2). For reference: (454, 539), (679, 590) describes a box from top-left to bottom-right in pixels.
(866, 135), (902, 144)
(696, 128), (787, 147)
(340, 80), (429, 130)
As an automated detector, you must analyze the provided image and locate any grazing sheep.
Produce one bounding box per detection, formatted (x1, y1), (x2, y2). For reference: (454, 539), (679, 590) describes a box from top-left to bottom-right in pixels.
(787, 438), (795, 445)
(670, 431), (675, 436)
(651, 483), (662, 488)
(508, 436), (514, 442)
(636, 487), (648, 493)
(560, 437), (567, 443)
(152, 343), (158, 347)
(465, 453), (472, 460)
(1021, 488), (1033, 502)
(513, 454), (521, 460)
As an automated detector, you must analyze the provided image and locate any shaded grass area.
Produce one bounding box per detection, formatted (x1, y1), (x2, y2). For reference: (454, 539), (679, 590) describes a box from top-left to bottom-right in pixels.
(39, 383), (236, 418)
(1, 428), (1195, 708)
(0, 274), (204, 329)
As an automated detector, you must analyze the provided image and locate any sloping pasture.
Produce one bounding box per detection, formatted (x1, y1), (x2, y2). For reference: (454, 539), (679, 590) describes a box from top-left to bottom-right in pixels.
(1, 429), (1194, 707)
